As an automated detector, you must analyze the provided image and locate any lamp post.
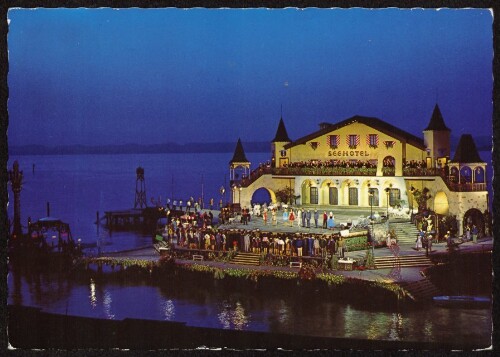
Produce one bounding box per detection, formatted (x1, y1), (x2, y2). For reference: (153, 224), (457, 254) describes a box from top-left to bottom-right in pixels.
(220, 186), (225, 207)
(385, 187), (390, 219)
(368, 189), (374, 219)
(238, 186), (242, 205)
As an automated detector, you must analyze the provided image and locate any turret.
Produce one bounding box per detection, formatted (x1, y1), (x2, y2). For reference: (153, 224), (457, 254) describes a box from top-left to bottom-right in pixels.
(229, 138), (250, 188)
(423, 104), (451, 168)
(271, 116), (292, 168)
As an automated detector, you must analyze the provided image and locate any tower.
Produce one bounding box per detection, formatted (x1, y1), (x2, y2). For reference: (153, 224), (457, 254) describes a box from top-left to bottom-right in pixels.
(423, 104), (451, 168)
(229, 138), (250, 203)
(134, 167), (147, 209)
(8, 161), (23, 238)
(272, 116), (292, 168)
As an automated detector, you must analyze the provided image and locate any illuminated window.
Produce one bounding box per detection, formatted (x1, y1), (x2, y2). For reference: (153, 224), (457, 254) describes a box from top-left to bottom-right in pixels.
(328, 135), (339, 148)
(348, 187), (358, 205)
(310, 187), (318, 204)
(329, 187), (338, 205)
(389, 188), (400, 207)
(368, 134), (378, 147)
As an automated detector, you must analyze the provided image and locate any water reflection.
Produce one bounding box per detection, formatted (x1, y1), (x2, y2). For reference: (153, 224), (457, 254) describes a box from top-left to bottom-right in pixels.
(89, 278), (97, 309)
(388, 313), (403, 341)
(162, 299), (175, 321)
(103, 290), (115, 319)
(217, 300), (249, 330)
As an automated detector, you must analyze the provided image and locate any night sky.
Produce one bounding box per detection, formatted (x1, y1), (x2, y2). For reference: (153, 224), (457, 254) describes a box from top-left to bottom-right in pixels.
(7, 8), (493, 147)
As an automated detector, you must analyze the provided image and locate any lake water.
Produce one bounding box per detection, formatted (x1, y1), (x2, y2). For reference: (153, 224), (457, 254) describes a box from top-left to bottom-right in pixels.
(6, 151), (493, 347)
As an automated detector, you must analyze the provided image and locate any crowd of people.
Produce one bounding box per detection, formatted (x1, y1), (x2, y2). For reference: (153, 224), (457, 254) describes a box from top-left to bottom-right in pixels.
(160, 222), (350, 258)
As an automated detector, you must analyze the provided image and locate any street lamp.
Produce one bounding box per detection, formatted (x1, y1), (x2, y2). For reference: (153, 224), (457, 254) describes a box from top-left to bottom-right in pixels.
(385, 187), (390, 219)
(220, 186), (225, 207)
(368, 188), (374, 219)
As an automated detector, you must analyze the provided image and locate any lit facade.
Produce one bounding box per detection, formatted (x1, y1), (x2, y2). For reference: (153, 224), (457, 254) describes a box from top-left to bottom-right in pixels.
(230, 105), (488, 235)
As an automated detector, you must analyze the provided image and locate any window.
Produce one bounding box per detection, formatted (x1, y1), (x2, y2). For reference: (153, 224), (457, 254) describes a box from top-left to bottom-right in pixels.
(368, 188), (379, 206)
(475, 167), (485, 183)
(310, 187), (318, 204)
(368, 134), (378, 148)
(389, 188), (400, 207)
(329, 187), (338, 205)
(348, 187), (358, 206)
(348, 135), (359, 148)
(328, 135), (339, 148)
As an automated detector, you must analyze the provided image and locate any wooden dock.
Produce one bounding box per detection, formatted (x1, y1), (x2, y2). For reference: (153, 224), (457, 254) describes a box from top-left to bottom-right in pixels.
(103, 208), (163, 230)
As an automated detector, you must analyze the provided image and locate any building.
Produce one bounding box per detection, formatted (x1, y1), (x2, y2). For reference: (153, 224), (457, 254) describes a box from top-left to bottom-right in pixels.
(229, 105), (489, 236)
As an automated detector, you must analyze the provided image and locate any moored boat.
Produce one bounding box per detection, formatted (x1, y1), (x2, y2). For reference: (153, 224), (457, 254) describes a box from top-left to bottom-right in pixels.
(433, 295), (491, 308)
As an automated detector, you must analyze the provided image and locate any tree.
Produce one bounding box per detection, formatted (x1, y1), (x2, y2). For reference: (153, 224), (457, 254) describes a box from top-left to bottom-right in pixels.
(275, 186), (299, 205)
(411, 187), (431, 212)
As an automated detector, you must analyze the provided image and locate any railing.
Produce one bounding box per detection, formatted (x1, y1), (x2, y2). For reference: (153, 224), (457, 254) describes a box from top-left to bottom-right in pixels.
(241, 165), (488, 192)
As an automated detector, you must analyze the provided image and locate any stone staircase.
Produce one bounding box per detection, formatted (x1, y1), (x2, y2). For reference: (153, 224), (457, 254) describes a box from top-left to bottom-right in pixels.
(374, 254), (433, 269)
(230, 252), (261, 266)
(389, 221), (420, 245)
(399, 278), (442, 302)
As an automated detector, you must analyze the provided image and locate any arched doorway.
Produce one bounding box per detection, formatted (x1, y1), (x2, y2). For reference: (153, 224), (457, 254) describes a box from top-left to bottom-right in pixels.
(301, 179), (317, 205)
(463, 208), (485, 236)
(320, 180), (338, 206)
(251, 187), (273, 205)
(433, 191), (449, 215)
(382, 156), (395, 176)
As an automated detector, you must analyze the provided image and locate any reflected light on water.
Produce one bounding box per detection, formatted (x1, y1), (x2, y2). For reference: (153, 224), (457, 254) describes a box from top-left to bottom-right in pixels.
(423, 319), (434, 340)
(217, 300), (249, 330)
(103, 290), (115, 319)
(89, 278), (97, 309)
(277, 300), (289, 324)
(388, 313), (403, 341)
(162, 299), (175, 321)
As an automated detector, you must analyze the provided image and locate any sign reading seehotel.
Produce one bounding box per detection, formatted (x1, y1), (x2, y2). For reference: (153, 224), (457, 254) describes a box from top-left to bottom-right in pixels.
(327, 150), (371, 157)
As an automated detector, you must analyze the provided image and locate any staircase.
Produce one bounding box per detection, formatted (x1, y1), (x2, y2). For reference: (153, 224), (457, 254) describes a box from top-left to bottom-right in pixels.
(399, 279), (442, 302)
(374, 254), (433, 269)
(389, 221), (420, 245)
(230, 252), (261, 266)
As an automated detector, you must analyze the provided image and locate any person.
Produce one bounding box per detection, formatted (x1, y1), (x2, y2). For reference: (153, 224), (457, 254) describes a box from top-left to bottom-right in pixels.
(307, 234), (314, 256)
(327, 213), (335, 229)
(297, 209), (303, 229)
(244, 232), (250, 252)
(313, 209), (319, 228)
(415, 231), (423, 251)
(282, 209), (289, 227)
(295, 236), (303, 256)
(314, 235), (320, 255)
(263, 208), (268, 225)
(272, 209), (277, 225)
(322, 211), (328, 229)
(386, 232), (393, 248)
(426, 234), (433, 255)
(472, 225), (478, 244)
(301, 210), (306, 228)
(465, 226), (471, 241)
(306, 210), (312, 228)
(210, 198), (214, 210)
(337, 237), (345, 258)
(289, 209), (295, 227)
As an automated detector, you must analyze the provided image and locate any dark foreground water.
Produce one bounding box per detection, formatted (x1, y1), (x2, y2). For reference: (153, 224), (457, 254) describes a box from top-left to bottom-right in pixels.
(7, 268), (492, 347)
(6, 152), (493, 347)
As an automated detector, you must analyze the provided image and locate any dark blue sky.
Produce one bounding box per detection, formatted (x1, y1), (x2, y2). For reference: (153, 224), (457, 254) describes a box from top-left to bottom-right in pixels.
(7, 8), (493, 146)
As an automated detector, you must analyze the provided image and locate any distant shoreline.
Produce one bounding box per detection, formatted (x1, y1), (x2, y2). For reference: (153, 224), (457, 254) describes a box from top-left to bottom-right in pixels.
(8, 136), (492, 156)
(8, 141), (270, 156)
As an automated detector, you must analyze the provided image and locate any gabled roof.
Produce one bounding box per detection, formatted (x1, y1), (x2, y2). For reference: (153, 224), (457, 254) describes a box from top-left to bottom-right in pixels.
(283, 115), (425, 150)
(451, 134), (484, 163)
(229, 138), (249, 163)
(272, 117), (291, 142)
(424, 104), (450, 131)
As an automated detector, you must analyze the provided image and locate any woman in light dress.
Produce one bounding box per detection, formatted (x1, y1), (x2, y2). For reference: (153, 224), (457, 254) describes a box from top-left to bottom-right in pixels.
(297, 209), (302, 228)
(327, 212), (335, 229)
(415, 231), (423, 251)
(282, 209), (289, 226)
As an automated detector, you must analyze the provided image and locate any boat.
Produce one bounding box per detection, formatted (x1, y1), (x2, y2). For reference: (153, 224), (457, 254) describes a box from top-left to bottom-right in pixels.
(433, 295), (491, 308)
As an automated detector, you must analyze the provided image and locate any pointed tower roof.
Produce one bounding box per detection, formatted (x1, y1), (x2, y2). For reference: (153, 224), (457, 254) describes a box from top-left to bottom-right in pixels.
(451, 134), (483, 163)
(229, 138), (249, 163)
(424, 104), (450, 131)
(272, 117), (291, 142)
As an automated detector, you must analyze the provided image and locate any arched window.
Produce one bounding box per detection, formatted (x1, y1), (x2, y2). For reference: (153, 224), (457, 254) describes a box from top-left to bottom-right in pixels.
(382, 156), (395, 176)
(474, 167), (485, 183)
(369, 188), (379, 207)
(450, 167), (459, 182)
(349, 187), (358, 206)
(389, 188), (401, 207)
(310, 187), (318, 204)
(329, 187), (338, 205)
(460, 166), (472, 183)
